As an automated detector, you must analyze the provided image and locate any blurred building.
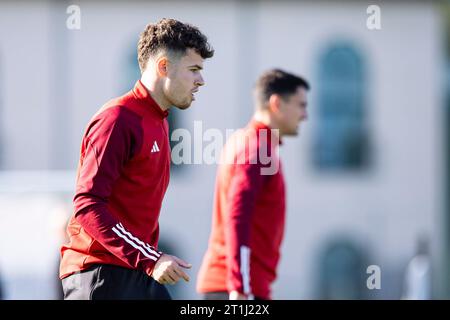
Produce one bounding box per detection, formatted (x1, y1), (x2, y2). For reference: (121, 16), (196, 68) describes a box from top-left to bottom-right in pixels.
(0, 0), (447, 299)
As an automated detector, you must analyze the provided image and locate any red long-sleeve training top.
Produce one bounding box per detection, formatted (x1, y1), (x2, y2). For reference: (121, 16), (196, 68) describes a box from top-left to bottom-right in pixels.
(197, 120), (286, 299)
(60, 80), (170, 279)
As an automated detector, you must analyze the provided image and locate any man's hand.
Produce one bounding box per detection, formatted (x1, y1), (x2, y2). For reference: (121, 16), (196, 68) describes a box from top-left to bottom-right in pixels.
(229, 290), (248, 300)
(151, 254), (192, 285)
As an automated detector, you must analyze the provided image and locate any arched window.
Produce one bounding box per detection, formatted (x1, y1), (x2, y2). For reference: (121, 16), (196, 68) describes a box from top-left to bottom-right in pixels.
(315, 237), (370, 299)
(313, 42), (370, 170)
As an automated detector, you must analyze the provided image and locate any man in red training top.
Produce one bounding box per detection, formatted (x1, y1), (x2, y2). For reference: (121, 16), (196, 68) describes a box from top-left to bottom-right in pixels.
(197, 69), (309, 300)
(60, 18), (214, 300)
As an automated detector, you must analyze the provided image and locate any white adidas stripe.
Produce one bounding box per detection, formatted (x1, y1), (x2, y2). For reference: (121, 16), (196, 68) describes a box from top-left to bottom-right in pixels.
(116, 223), (161, 258)
(111, 224), (160, 261)
(240, 245), (251, 296)
(112, 226), (157, 261)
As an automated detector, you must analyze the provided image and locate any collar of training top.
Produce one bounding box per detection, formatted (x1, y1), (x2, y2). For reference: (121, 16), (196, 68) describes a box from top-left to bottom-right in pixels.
(250, 119), (283, 146)
(133, 80), (169, 119)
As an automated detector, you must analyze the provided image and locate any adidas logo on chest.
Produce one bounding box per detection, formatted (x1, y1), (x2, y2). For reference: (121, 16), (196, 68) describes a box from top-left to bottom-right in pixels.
(151, 141), (160, 153)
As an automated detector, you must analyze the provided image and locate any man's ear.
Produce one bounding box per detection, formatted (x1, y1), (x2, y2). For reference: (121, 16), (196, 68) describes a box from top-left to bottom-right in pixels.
(156, 57), (168, 77)
(268, 94), (281, 114)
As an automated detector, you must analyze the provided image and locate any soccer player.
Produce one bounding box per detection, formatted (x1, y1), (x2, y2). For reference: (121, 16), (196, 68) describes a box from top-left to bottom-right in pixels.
(60, 18), (214, 300)
(197, 69), (309, 300)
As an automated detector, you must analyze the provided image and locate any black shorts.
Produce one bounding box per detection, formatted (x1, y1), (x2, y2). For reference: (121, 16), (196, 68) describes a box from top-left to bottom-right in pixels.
(61, 264), (171, 300)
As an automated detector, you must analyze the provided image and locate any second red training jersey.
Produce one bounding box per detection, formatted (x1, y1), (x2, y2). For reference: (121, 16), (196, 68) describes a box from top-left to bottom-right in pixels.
(197, 120), (286, 299)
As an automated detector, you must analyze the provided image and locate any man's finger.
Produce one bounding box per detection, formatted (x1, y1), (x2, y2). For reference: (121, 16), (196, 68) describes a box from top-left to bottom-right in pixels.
(173, 256), (192, 269)
(165, 272), (178, 285)
(168, 269), (181, 284)
(157, 277), (166, 285)
(174, 268), (190, 282)
(174, 266), (190, 282)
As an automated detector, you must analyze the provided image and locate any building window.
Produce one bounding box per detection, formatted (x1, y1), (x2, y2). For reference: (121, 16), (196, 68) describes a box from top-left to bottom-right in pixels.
(313, 42), (370, 171)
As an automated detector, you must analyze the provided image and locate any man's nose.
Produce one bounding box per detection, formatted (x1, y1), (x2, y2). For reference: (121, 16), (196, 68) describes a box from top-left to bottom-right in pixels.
(300, 110), (307, 121)
(196, 74), (205, 87)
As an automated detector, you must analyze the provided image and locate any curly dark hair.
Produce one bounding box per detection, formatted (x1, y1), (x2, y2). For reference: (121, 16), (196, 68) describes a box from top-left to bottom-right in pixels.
(137, 18), (214, 73)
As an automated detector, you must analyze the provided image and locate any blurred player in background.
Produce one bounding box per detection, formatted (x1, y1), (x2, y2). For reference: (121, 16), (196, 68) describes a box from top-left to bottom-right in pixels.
(197, 69), (309, 300)
(59, 18), (214, 300)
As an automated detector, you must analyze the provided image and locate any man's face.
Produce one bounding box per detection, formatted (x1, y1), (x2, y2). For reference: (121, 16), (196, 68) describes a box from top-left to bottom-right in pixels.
(164, 48), (205, 109)
(278, 87), (308, 136)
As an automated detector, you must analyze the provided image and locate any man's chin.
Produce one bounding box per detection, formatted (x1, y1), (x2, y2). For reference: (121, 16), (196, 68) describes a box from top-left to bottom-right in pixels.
(174, 103), (192, 110)
(284, 127), (299, 136)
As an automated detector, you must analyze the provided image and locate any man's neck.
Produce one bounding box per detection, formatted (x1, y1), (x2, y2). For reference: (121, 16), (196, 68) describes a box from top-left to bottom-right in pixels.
(253, 111), (282, 138)
(140, 74), (171, 111)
